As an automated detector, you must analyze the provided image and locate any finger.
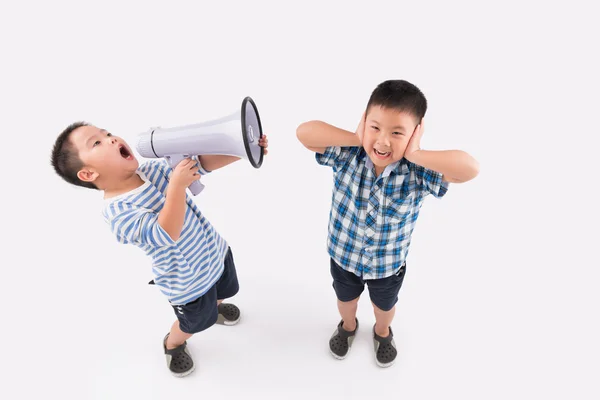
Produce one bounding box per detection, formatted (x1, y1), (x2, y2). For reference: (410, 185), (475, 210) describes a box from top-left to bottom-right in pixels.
(413, 124), (421, 136)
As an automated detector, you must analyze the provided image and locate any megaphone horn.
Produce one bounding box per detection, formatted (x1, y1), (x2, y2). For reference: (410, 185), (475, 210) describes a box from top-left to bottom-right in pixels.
(136, 96), (264, 195)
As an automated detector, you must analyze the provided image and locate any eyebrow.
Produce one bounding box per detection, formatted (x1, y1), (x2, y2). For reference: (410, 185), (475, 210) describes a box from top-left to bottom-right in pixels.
(85, 129), (108, 147)
(369, 119), (407, 132)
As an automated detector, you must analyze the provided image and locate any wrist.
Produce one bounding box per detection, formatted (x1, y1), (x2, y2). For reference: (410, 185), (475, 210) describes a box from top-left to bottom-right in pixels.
(167, 181), (187, 195)
(404, 149), (423, 163)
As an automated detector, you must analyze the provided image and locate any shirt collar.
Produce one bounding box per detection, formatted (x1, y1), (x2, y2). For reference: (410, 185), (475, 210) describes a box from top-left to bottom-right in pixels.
(360, 148), (409, 177)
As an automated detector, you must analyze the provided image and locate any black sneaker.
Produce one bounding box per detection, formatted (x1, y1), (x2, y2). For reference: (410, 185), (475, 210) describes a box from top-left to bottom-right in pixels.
(163, 334), (195, 377)
(372, 325), (397, 368)
(216, 303), (241, 325)
(329, 319), (359, 360)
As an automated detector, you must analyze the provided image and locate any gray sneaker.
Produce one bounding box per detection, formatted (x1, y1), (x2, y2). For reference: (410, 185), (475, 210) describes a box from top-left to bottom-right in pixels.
(372, 325), (397, 368)
(329, 319), (359, 360)
(163, 334), (195, 377)
(216, 303), (241, 325)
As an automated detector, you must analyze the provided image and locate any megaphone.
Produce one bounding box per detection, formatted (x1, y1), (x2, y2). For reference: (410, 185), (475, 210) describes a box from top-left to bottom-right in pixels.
(135, 96), (264, 195)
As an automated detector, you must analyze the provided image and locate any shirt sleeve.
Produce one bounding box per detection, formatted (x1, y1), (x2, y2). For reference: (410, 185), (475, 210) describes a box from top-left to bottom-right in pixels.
(190, 155), (211, 175)
(104, 202), (175, 247)
(413, 164), (449, 198)
(315, 146), (357, 171)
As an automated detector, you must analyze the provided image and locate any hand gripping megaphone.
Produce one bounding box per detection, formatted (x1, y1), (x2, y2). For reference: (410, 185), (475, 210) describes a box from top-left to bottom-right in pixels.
(135, 96), (264, 195)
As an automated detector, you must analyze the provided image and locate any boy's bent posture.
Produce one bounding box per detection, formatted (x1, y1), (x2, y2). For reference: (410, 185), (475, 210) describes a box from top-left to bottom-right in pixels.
(296, 80), (479, 367)
(51, 123), (268, 376)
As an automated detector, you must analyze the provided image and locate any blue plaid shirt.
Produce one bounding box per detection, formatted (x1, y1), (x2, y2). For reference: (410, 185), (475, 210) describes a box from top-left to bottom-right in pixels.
(316, 146), (449, 280)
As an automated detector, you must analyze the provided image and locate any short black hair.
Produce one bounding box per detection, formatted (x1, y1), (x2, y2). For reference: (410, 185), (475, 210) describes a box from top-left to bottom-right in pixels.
(50, 121), (98, 190)
(366, 80), (427, 124)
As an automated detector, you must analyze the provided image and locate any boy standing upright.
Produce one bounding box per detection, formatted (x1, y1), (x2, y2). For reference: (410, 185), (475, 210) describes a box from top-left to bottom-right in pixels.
(296, 80), (479, 367)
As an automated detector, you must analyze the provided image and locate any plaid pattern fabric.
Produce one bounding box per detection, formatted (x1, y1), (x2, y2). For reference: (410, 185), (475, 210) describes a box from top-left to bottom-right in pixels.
(316, 146), (449, 279)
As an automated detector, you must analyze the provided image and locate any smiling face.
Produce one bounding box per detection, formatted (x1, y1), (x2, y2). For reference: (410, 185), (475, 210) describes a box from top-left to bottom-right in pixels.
(69, 125), (138, 188)
(362, 105), (419, 173)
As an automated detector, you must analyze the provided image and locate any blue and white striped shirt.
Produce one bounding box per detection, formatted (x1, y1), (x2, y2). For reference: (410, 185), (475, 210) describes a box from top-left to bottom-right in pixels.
(102, 158), (229, 306)
(316, 146), (449, 280)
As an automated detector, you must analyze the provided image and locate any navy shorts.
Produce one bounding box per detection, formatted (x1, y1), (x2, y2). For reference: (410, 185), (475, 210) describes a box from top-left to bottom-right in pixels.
(330, 258), (407, 312)
(171, 247), (239, 334)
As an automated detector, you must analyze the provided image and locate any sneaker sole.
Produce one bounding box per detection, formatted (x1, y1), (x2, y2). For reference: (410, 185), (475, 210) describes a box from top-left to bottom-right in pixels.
(375, 358), (395, 368)
(330, 347), (350, 360)
(216, 313), (241, 326)
(171, 363), (196, 378)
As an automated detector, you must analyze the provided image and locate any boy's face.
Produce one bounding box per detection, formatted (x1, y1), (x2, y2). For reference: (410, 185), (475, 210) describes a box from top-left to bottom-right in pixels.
(70, 125), (138, 186)
(362, 105), (419, 171)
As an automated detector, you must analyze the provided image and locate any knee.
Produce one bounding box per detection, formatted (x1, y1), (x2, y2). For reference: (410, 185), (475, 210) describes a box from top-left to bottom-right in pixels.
(340, 296), (360, 306)
(372, 301), (394, 314)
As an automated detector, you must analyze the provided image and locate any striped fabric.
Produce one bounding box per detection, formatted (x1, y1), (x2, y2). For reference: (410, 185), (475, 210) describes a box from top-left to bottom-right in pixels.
(102, 158), (229, 305)
(316, 146), (449, 280)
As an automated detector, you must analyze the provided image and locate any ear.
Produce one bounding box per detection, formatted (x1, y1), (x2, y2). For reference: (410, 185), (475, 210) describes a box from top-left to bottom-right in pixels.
(77, 168), (99, 183)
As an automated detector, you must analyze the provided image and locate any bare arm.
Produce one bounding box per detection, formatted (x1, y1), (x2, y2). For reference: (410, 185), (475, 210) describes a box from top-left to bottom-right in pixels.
(196, 134), (268, 171)
(157, 158), (199, 241)
(296, 120), (362, 154)
(407, 150), (480, 183)
(404, 121), (479, 183)
(197, 155), (241, 172)
(158, 184), (188, 241)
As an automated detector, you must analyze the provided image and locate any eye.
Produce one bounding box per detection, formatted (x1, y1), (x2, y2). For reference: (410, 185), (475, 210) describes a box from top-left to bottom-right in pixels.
(392, 131), (404, 136)
(93, 140), (101, 146)
(106, 132), (112, 137)
(371, 126), (379, 131)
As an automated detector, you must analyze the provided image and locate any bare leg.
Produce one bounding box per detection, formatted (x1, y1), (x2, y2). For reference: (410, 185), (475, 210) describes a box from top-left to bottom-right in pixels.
(165, 320), (193, 349)
(373, 302), (395, 337)
(337, 297), (359, 331)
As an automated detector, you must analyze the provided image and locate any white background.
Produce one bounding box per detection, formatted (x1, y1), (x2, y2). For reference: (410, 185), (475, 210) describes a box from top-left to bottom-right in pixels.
(1, 1), (598, 399)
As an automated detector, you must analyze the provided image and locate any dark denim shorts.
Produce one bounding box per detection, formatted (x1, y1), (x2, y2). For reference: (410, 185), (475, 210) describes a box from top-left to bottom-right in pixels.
(330, 258), (406, 312)
(171, 247), (239, 334)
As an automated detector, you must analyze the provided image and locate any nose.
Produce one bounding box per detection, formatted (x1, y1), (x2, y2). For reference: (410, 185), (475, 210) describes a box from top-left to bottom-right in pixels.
(377, 131), (391, 147)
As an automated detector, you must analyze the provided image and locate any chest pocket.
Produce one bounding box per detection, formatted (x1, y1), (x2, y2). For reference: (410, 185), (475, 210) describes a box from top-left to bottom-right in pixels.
(383, 196), (413, 224)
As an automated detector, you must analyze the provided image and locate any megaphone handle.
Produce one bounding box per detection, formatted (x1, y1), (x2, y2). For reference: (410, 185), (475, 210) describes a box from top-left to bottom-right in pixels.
(188, 180), (205, 196)
(165, 154), (205, 196)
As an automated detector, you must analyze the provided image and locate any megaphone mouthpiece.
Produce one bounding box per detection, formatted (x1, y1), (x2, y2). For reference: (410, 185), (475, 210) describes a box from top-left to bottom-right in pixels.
(136, 128), (159, 159)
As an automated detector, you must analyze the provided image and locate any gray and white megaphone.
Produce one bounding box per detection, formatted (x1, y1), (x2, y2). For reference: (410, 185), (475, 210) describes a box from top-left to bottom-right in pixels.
(135, 96), (264, 195)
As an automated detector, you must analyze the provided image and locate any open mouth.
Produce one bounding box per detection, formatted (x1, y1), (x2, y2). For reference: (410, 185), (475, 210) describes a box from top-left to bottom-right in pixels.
(119, 145), (133, 160)
(374, 148), (391, 159)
